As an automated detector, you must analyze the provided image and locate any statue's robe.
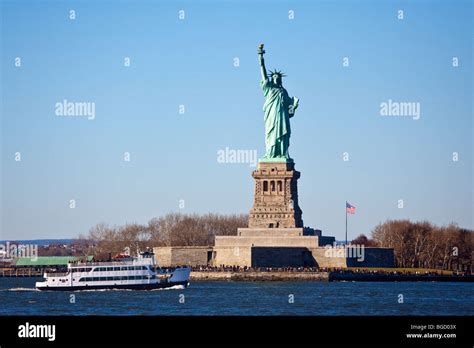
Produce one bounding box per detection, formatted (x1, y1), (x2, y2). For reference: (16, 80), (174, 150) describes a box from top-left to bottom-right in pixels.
(260, 79), (297, 158)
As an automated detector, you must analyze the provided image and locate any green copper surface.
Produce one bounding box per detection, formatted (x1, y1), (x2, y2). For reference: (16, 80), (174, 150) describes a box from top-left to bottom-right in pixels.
(258, 44), (299, 161)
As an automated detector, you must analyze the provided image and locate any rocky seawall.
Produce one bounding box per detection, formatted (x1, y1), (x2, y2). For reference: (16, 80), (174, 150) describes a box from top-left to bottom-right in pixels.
(190, 271), (473, 282)
(190, 271), (329, 281)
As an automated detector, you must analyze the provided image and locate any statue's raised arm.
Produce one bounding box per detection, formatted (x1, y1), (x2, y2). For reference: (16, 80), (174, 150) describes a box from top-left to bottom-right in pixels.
(258, 44), (268, 82)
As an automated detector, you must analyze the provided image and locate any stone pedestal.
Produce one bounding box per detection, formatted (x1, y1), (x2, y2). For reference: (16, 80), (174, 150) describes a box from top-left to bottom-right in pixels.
(214, 227), (321, 266)
(213, 160), (315, 267)
(248, 161), (303, 228)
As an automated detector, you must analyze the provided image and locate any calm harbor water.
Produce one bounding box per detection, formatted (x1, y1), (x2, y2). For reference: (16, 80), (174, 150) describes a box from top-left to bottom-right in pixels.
(0, 278), (472, 316)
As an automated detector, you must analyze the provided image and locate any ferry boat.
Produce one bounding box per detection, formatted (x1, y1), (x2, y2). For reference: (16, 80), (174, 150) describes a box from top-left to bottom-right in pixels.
(35, 251), (190, 291)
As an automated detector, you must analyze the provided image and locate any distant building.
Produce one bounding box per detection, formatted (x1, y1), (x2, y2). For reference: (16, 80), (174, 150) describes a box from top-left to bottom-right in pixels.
(14, 256), (94, 267)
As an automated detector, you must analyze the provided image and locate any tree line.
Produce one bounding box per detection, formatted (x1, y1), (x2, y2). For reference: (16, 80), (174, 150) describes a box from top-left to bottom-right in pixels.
(353, 220), (472, 271)
(79, 213), (472, 271)
(78, 213), (247, 259)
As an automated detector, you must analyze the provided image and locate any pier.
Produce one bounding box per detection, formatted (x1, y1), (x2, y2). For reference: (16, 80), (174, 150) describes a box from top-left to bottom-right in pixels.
(0, 268), (43, 277)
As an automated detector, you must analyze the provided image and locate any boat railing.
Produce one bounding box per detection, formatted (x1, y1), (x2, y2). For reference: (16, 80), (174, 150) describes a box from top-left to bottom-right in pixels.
(45, 272), (69, 277)
(69, 260), (152, 267)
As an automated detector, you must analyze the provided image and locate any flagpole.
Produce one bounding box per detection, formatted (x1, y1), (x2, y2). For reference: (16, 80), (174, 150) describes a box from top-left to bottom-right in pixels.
(345, 201), (348, 245)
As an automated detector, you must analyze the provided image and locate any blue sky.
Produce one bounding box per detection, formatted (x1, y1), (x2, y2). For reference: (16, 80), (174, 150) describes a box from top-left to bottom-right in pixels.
(1, 0), (472, 240)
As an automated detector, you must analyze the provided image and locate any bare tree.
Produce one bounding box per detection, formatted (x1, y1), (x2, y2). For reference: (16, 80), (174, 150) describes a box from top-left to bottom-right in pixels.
(371, 219), (473, 271)
(351, 234), (377, 247)
(82, 213), (249, 255)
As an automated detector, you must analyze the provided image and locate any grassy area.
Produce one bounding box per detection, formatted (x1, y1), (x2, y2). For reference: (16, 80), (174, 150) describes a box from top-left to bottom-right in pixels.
(345, 267), (454, 275)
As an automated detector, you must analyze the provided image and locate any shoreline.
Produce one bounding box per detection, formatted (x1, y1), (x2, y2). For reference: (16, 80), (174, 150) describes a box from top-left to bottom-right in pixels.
(190, 271), (474, 282)
(1, 269), (472, 282)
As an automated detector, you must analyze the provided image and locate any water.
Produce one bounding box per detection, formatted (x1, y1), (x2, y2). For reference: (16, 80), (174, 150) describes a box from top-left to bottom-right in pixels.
(0, 278), (472, 315)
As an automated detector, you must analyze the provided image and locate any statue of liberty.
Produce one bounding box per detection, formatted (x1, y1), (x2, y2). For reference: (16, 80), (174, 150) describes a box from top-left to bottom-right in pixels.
(258, 44), (299, 161)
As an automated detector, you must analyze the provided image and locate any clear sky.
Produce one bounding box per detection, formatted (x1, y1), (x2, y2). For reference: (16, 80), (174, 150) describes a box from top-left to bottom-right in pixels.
(1, 0), (472, 241)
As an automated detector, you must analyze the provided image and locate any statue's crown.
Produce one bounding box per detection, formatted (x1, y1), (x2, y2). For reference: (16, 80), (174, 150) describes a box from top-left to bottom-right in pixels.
(268, 69), (286, 78)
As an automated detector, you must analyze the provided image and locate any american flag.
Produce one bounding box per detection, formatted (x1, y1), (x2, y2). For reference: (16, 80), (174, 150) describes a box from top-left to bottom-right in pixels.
(346, 202), (356, 214)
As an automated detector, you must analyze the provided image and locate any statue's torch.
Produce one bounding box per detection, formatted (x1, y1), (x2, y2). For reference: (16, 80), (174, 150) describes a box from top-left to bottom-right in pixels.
(258, 43), (265, 56)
